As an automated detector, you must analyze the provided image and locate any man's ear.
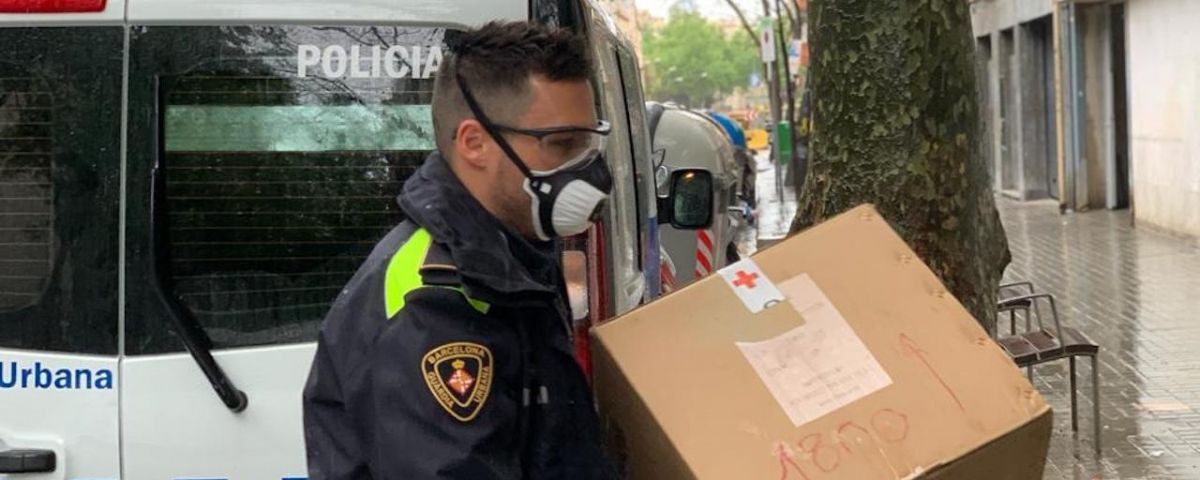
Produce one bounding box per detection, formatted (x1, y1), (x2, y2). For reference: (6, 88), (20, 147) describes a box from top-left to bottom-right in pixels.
(455, 119), (493, 170)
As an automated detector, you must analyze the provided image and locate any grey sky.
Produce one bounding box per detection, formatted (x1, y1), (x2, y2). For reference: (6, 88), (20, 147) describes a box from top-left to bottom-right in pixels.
(635, 0), (764, 21)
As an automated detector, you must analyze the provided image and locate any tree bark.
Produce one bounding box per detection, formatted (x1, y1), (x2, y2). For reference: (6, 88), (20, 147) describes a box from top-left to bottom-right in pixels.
(792, 0), (1010, 331)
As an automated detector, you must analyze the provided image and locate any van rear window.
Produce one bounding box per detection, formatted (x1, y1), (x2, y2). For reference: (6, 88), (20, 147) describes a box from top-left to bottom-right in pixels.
(124, 26), (447, 354)
(162, 77), (430, 348)
(0, 27), (121, 355)
(0, 74), (52, 312)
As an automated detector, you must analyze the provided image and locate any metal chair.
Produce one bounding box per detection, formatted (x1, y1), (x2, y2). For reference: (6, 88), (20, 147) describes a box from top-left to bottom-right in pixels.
(994, 287), (1102, 455)
(998, 282), (1039, 337)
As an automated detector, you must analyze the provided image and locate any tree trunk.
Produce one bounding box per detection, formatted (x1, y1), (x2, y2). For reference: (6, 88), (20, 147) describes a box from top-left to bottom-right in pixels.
(792, 0), (1010, 331)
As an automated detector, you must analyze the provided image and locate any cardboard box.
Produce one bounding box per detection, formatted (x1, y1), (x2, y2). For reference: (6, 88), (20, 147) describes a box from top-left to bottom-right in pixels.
(592, 205), (1052, 479)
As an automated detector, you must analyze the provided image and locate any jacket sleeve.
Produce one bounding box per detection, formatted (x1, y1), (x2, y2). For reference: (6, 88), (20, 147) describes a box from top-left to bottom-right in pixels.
(303, 329), (370, 480)
(370, 286), (525, 479)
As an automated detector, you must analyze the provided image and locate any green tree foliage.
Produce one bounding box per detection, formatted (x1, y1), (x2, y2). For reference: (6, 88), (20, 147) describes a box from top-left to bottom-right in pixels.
(642, 8), (759, 107)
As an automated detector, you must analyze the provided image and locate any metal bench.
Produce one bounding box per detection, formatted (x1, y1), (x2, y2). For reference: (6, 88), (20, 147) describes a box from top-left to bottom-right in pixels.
(994, 284), (1102, 455)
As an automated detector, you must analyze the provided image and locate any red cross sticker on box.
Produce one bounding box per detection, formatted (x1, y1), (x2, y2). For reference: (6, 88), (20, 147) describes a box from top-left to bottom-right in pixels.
(718, 259), (785, 314)
(732, 270), (759, 288)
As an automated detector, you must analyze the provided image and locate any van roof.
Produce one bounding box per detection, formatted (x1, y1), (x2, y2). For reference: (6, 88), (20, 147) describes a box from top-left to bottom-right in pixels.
(0, 0), (527, 27)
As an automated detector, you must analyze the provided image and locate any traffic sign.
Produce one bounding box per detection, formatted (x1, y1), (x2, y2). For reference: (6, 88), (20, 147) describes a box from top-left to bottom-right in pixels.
(759, 18), (776, 63)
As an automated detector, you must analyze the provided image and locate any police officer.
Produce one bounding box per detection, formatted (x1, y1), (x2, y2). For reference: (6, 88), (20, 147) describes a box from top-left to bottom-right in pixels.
(303, 21), (616, 479)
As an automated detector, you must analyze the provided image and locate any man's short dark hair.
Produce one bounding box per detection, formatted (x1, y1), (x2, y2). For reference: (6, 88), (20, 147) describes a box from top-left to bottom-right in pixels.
(432, 21), (595, 155)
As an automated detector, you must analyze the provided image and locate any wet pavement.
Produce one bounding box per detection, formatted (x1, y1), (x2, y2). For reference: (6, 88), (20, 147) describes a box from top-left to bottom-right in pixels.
(999, 199), (1200, 479)
(750, 149), (796, 251)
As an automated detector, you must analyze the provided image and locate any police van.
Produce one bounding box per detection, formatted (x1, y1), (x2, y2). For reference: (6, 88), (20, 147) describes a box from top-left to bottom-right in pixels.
(0, 0), (712, 477)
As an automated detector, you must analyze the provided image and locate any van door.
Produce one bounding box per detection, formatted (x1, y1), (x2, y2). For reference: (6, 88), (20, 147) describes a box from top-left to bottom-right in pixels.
(612, 45), (659, 301)
(0, 27), (123, 478)
(589, 31), (646, 315)
(123, 25), (450, 477)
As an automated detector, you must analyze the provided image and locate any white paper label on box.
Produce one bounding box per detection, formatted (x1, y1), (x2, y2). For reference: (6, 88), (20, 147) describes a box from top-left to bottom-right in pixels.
(718, 258), (785, 314)
(736, 274), (892, 427)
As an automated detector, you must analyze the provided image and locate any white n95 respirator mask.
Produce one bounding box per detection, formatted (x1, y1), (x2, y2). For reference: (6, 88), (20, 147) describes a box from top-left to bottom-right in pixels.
(521, 149), (613, 240)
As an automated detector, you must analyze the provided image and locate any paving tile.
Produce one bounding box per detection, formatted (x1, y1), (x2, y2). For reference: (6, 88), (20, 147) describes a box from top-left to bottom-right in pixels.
(997, 199), (1200, 479)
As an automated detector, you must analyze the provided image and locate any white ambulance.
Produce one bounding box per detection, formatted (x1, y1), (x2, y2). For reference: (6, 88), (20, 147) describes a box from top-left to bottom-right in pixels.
(0, 0), (712, 478)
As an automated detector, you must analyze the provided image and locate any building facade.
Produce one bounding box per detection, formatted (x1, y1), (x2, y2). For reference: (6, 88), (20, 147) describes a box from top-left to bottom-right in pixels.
(1124, 0), (1200, 237)
(971, 0), (1199, 238)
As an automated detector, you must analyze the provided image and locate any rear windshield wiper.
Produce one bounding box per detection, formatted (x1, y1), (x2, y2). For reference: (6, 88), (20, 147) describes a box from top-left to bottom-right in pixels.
(149, 164), (248, 413)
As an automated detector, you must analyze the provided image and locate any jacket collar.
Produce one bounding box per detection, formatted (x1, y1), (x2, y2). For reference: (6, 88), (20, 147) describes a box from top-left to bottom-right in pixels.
(398, 152), (562, 305)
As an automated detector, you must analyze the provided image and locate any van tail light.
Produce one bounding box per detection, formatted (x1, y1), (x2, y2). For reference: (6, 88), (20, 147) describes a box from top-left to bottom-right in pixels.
(588, 224), (610, 324)
(563, 249), (590, 324)
(567, 224), (608, 382)
(0, 0), (107, 13)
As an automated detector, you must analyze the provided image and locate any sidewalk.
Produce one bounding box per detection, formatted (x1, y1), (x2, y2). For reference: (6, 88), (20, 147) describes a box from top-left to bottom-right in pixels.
(750, 149), (796, 251)
(999, 199), (1200, 479)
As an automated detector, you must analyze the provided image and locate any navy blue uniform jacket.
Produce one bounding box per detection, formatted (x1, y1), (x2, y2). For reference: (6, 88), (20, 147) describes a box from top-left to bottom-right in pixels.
(303, 153), (615, 479)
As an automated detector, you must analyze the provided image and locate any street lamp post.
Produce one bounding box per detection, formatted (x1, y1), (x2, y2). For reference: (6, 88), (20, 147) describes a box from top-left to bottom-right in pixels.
(759, 13), (784, 196)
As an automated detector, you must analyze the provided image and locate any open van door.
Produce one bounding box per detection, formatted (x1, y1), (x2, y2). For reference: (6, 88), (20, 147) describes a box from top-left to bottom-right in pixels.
(0, 26), (124, 478)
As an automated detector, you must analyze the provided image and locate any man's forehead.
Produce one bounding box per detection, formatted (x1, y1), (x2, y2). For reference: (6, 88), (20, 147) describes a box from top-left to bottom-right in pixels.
(522, 76), (597, 123)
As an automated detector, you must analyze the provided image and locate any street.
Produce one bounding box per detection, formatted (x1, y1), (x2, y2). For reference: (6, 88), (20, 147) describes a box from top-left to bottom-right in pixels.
(746, 149), (797, 254)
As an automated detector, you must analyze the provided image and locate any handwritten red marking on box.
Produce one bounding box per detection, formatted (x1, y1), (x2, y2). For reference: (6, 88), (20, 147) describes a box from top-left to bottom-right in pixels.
(777, 443), (811, 480)
(900, 333), (966, 413)
(776, 407), (911, 479)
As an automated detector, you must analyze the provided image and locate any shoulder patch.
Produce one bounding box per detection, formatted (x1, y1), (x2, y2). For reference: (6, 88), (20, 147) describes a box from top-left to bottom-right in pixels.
(422, 342), (494, 422)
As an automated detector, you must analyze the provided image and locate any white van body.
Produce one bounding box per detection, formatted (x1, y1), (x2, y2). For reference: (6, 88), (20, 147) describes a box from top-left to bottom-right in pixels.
(0, 1), (660, 478)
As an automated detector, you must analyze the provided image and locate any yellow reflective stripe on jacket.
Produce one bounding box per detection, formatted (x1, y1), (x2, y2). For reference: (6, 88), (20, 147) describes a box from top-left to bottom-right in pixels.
(384, 228), (490, 318)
